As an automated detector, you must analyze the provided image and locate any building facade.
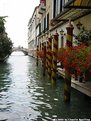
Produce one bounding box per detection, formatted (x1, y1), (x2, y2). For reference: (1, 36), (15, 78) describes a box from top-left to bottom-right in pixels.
(28, 0), (91, 56)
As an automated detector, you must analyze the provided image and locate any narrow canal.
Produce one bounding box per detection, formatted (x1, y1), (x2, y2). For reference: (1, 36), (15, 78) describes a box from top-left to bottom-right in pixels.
(0, 52), (91, 121)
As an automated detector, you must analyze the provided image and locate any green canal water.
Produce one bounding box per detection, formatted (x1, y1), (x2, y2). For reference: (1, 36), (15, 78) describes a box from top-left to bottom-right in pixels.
(0, 52), (91, 121)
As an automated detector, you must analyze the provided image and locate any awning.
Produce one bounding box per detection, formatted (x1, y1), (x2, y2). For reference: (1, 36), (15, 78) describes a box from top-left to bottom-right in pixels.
(58, 8), (91, 21)
(38, 3), (46, 14)
(59, 0), (91, 21)
(51, 0), (91, 26)
(64, 0), (91, 9)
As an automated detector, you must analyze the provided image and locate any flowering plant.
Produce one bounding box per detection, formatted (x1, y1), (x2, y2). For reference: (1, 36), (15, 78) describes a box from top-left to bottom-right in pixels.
(37, 50), (44, 59)
(62, 44), (91, 75)
(77, 30), (91, 44)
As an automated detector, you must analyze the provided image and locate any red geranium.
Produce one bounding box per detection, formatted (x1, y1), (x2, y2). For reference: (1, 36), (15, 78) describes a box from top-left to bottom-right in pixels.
(62, 44), (91, 75)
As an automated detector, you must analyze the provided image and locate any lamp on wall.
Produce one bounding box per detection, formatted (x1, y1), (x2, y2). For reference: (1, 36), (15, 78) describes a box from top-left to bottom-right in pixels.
(76, 21), (83, 30)
(60, 29), (64, 36)
(60, 29), (64, 48)
(60, 29), (64, 69)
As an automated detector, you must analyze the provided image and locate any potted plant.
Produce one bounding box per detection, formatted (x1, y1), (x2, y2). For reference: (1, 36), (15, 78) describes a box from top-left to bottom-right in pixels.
(62, 44), (91, 81)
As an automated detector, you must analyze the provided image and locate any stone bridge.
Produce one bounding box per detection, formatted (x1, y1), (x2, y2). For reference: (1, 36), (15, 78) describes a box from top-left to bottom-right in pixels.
(12, 47), (28, 55)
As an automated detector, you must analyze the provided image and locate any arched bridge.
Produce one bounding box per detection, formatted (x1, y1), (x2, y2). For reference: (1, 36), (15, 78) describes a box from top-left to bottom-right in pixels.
(12, 47), (28, 55)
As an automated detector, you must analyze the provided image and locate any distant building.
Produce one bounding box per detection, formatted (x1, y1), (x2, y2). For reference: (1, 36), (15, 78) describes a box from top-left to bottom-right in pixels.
(28, 6), (40, 57)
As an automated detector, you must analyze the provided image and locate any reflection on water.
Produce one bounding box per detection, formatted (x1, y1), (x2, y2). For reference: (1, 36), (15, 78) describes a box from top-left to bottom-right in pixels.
(0, 52), (91, 120)
(0, 63), (11, 92)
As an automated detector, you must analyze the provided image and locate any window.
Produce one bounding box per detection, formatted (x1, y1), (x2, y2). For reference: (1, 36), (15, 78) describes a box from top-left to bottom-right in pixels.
(39, 23), (41, 35)
(57, 0), (61, 14)
(46, 13), (49, 30)
(43, 13), (49, 32)
(44, 16), (46, 32)
(52, 0), (64, 18)
(52, 0), (56, 18)
(41, 20), (43, 33)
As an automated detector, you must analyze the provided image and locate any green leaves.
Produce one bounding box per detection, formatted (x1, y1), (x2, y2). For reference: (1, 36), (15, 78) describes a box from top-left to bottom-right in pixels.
(62, 45), (91, 75)
(0, 17), (13, 60)
(77, 30), (91, 44)
(0, 18), (5, 33)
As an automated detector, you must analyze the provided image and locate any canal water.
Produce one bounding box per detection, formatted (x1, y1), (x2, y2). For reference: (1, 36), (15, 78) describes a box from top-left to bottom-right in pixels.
(0, 52), (91, 121)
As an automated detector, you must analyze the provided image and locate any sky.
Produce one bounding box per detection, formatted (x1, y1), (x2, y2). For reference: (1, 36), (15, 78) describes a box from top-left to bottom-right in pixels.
(0, 0), (40, 48)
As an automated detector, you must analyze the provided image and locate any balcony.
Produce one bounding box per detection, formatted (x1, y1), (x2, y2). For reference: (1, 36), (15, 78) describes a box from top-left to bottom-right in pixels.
(51, 0), (91, 26)
(64, 0), (91, 9)
(38, 3), (46, 14)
